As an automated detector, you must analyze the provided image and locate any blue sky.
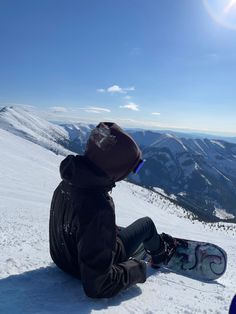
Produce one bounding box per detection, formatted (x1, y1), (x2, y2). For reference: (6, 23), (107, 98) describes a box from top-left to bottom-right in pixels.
(1, 0), (236, 135)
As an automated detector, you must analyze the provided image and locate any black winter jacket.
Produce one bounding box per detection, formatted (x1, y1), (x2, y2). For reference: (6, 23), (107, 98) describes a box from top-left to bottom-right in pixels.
(49, 155), (146, 298)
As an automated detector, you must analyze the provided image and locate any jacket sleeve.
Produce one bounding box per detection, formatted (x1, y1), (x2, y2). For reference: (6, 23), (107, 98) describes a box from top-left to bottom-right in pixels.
(78, 197), (146, 298)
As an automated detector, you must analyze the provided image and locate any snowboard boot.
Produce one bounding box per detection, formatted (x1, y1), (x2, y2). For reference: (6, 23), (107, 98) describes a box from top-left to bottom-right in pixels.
(147, 233), (178, 268)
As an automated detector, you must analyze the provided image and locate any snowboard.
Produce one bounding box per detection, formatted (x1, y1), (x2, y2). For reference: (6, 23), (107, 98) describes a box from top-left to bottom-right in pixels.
(132, 237), (227, 281)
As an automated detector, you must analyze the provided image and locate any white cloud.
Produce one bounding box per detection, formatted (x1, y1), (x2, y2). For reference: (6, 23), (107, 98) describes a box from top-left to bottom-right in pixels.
(79, 106), (111, 113)
(120, 102), (140, 111)
(85, 109), (101, 114)
(118, 118), (138, 123)
(124, 86), (135, 92)
(87, 106), (111, 113)
(50, 106), (68, 113)
(97, 85), (135, 94)
(107, 85), (124, 93)
(152, 112), (161, 115)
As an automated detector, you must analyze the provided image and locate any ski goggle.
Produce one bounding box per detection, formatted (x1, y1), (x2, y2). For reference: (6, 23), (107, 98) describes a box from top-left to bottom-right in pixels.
(133, 159), (146, 174)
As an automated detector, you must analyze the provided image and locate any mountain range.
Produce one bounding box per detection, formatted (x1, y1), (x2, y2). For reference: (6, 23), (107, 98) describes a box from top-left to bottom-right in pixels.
(0, 122), (235, 314)
(128, 131), (236, 222)
(1, 106), (235, 223)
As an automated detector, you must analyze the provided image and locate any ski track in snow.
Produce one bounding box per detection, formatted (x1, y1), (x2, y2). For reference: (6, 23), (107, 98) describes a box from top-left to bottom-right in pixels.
(0, 128), (235, 314)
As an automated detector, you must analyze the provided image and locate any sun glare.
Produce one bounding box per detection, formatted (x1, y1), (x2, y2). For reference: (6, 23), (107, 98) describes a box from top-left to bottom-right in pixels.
(203, 0), (236, 30)
(224, 0), (236, 14)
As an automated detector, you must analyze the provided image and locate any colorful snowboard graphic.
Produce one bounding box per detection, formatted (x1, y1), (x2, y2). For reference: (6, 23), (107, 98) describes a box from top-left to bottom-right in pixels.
(132, 237), (227, 281)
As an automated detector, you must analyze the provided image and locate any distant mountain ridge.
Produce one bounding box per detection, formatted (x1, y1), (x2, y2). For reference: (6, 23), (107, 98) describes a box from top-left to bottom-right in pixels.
(128, 131), (236, 222)
(1, 106), (235, 223)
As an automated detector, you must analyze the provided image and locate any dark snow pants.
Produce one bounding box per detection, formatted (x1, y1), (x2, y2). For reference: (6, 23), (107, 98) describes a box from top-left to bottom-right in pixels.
(117, 216), (161, 258)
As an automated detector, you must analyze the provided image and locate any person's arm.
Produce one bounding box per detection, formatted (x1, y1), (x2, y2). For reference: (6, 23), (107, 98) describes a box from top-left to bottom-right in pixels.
(78, 198), (146, 298)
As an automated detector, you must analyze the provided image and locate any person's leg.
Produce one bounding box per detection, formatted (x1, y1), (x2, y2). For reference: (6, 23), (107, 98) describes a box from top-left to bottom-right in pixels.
(117, 217), (161, 258)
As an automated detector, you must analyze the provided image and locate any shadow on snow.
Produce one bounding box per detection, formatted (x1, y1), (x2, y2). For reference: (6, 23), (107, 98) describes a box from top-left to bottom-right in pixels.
(0, 265), (142, 314)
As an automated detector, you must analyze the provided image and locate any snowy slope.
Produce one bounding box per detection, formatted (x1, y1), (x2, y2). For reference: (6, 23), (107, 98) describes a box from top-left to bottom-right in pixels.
(0, 128), (235, 314)
(0, 106), (71, 155)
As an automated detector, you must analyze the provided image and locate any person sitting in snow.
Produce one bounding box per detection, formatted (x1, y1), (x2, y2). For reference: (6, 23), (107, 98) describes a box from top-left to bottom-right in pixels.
(49, 122), (176, 298)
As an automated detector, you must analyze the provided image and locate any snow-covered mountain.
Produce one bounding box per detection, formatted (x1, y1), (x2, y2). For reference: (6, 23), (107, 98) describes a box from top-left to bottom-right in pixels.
(0, 127), (235, 314)
(0, 106), (94, 155)
(0, 106), (71, 155)
(1, 106), (235, 223)
(128, 129), (236, 145)
(128, 131), (236, 223)
(0, 106), (95, 156)
(59, 122), (95, 153)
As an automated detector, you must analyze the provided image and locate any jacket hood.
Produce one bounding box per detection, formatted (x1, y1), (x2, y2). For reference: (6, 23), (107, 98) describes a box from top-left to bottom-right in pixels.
(60, 155), (115, 191)
(84, 122), (142, 182)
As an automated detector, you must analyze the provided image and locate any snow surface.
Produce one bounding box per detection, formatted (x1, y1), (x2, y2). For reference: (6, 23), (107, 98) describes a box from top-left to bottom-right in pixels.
(214, 208), (235, 220)
(211, 140), (226, 149)
(0, 128), (236, 314)
(0, 106), (71, 156)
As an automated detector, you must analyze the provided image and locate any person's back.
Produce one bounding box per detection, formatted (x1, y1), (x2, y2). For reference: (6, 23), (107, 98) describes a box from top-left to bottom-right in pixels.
(50, 179), (80, 276)
(49, 123), (147, 298)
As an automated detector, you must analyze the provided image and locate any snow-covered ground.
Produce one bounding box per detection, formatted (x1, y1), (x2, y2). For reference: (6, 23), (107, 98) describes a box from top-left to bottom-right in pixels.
(0, 106), (71, 155)
(0, 128), (235, 314)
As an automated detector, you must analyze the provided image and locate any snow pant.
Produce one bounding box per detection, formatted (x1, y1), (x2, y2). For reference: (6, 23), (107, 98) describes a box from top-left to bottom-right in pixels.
(117, 216), (161, 258)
